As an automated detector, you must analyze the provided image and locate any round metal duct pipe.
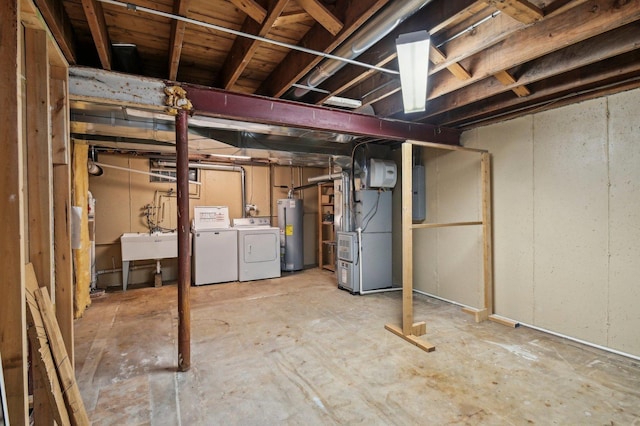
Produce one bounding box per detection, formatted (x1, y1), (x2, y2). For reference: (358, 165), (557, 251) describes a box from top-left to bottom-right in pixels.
(293, 0), (433, 98)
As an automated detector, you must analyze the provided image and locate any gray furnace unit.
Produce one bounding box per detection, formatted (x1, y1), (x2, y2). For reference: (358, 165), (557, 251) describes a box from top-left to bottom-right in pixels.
(278, 198), (304, 271)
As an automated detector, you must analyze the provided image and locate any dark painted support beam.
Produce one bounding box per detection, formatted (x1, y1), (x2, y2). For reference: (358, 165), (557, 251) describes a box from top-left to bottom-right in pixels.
(183, 84), (460, 145)
(176, 109), (191, 372)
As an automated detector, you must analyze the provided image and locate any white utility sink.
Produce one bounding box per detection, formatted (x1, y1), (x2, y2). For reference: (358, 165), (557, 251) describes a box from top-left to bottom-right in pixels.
(120, 232), (178, 291)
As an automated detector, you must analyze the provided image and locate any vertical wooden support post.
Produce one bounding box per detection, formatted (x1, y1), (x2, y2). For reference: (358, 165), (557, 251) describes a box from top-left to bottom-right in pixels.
(26, 26), (56, 426)
(176, 108), (191, 371)
(0, 0), (28, 422)
(51, 65), (74, 365)
(481, 153), (494, 315)
(401, 142), (414, 335)
(26, 27), (54, 296)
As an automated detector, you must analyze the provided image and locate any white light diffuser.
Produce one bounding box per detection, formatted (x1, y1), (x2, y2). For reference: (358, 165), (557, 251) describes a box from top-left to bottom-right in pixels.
(396, 31), (430, 114)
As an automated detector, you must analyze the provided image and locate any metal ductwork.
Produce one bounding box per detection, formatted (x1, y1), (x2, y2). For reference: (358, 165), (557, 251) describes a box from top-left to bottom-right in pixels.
(155, 161), (247, 217)
(293, 0), (433, 99)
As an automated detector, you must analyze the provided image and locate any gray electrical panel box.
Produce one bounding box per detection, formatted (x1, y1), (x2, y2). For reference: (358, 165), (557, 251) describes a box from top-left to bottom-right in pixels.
(412, 165), (426, 222)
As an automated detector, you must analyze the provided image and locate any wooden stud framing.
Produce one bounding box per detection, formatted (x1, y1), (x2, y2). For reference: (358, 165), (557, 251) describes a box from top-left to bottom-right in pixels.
(386, 140), (496, 353)
(481, 153), (494, 316)
(25, 26), (56, 426)
(1, 0), (28, 422)
(50, 62), (74, 363)
(401, 142), (414, 336)
(26, 27), (54, 294)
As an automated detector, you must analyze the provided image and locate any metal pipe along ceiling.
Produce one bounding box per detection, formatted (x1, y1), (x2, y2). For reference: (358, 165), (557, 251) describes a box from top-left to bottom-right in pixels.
(156, 161), (247, 218)
(293, 0), (434, 99)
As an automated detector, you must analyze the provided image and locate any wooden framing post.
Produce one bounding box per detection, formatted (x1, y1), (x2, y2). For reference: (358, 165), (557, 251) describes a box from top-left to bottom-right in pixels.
(401, 143), (414, 335)
(0, 0), (28, 422)
(481, 153), (494, 317)
(26, 27), (54, 299)
(385, 142), (435, 352)
(176, 108), (191, 372)
(50, 64), (74, 364)
(386, 140), (504, 351)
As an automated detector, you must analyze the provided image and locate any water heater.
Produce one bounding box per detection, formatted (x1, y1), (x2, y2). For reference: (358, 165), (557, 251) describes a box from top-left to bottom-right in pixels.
(277, 198), (304, 271)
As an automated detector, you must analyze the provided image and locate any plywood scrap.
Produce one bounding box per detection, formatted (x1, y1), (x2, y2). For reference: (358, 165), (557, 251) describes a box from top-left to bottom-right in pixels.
(26, 264), (71, 426)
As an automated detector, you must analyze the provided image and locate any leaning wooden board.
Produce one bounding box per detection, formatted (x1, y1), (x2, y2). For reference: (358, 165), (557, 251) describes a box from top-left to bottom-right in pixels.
(25, 264), (71, 426)
(26, 263), (90, 425)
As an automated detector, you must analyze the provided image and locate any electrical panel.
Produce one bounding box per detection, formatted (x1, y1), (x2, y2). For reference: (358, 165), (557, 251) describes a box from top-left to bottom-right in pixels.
(412, 165), (426, 222)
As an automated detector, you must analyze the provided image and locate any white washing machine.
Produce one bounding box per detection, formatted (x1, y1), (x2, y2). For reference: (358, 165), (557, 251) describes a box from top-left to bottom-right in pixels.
(192, 206), (238, 285)
(233, 217), (281, 282)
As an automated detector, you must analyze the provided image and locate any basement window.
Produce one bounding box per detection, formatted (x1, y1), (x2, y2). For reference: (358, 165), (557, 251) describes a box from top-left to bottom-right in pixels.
(149, 164), (199, 183)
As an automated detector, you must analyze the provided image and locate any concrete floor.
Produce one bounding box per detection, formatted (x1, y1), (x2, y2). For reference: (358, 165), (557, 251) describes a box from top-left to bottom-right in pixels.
(75, 268), (640, 425)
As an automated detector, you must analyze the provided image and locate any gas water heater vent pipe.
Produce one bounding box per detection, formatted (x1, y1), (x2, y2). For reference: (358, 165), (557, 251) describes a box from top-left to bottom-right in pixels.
(293, 0), (434, 99)
(155, 161), (247, 218)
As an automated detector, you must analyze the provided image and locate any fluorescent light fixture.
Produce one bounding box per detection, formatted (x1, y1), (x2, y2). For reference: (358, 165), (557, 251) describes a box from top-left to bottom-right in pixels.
(396, 30), (430, 114)
(207, 153), (251, 160)
(323, 96), (363, 109)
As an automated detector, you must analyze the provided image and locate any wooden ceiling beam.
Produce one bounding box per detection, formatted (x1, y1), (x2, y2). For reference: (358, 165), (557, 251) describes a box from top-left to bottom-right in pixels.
(301, 0), (480, 105)
(228, 0), (267, 24)
(257, 0), (390, 98)
(274, 12), (309, 27)
(430, 0), (487, 35)
(218, 0), (289, 90)
(438, 51), (640, 128)
(493, 70), (530, 96)
(81, 0), (112, 70)
(484, 0), (543, 24)
(404, 23), (640, 121)
(168, 0), (190, 81)
(33, 0), (76, 63)
(296, 0), (343, 36)
(429, 0), (640, 100)
(373, 0), (640, 118)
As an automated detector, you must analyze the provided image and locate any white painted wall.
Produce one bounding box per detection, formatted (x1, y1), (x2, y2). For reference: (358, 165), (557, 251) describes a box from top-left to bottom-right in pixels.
(425, 88), (640, 357)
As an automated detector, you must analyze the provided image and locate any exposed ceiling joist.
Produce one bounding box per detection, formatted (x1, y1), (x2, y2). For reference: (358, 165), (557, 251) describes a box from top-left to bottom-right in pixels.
(257, 0), (389, 98)
(33, 0), (76, 63)
(228, 0), (267, 24)
(411, 23), (640, 122)
(439, 51), (640, 128)
(430, 0), (640, 100)
(296, 0), (343, 36)
(168, 0), (190, 81)
(302, 0), (483, 105)
(484, 0), (543, 24)
(81, 0), (111, 70)
(218, 0), (289, 90)
(493, 70), (530, 97)
(430, 45), (471, 80)
(374, 0), (640, 119)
